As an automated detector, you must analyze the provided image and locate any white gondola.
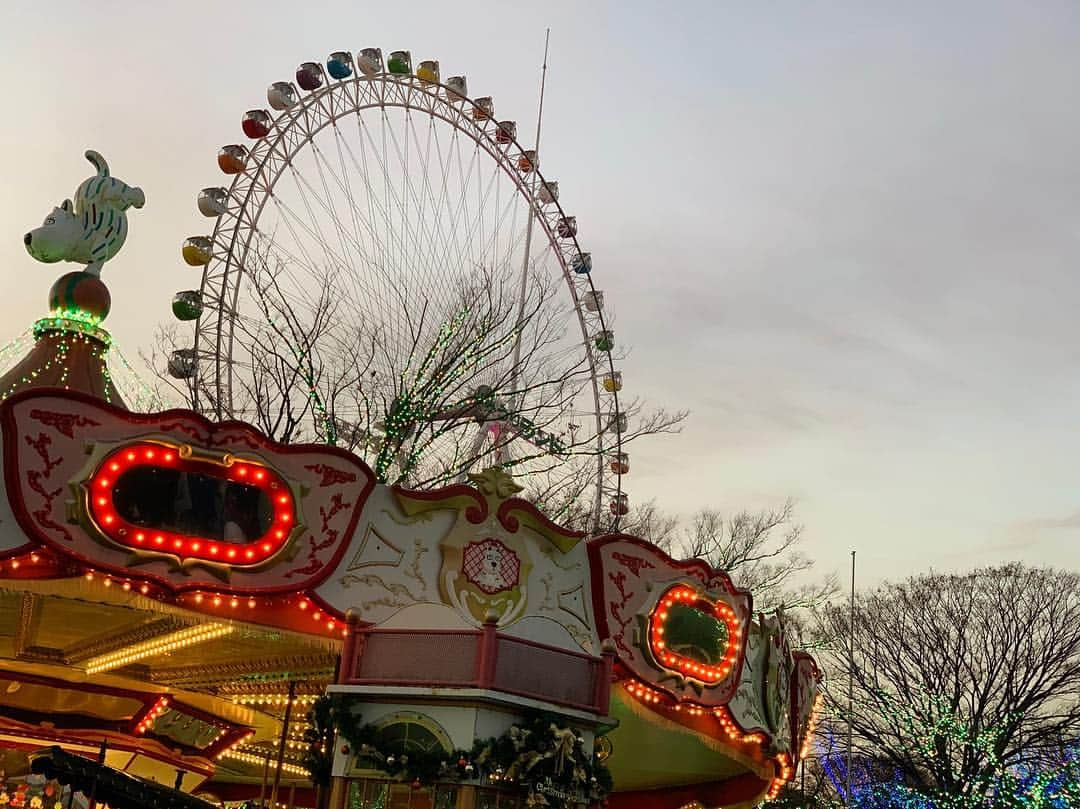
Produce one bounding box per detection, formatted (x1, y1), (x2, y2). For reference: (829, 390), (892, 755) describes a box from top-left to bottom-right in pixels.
(357, 48), (383, 77)
(268, 82), (298, 111)
(197, 187), (228, 217)
(538, 180), (559, 205)
(168, 348), (198, 379)
(445, 75), (468, 99)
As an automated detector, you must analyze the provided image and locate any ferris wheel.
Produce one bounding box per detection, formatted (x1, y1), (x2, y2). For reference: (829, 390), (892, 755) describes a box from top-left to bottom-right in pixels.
(171, 48), (629, 534)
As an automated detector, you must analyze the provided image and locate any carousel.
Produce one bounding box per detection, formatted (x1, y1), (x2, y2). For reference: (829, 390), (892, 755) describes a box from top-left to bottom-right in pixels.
(0, 47), (821, 809)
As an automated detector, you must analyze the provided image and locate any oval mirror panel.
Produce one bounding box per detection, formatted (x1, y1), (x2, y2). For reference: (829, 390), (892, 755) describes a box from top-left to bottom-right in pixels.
(86, 441), (297, 566)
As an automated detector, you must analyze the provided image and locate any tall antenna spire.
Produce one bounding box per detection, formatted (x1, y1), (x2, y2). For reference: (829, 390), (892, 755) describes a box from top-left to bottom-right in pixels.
(507, 29), (552, 399)
(532, 29), (551, 161)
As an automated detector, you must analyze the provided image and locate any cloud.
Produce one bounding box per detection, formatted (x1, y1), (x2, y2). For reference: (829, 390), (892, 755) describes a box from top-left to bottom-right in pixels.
(990, 511), (1080, 555)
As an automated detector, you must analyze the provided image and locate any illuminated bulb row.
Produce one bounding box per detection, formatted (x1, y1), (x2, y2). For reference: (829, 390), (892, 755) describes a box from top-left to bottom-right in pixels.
(626, 674), (779, 762)
(192, 592), (259, 610)
(214, 731), (256, 760)
(221, 748), (309, 776)
(649, 587), (741, 683)
(0, 552), (47, 573)
(83, 622), (234, 673)
(84, 570), (153, 595)
(274, 739), (311, 751)
(626, 679), (773, 755)
(712, 707), (768, 746)
(673, 704), (707, 717)
(298, 596), (343, 635)
(798, 694), (824, 761)
(766, 753), (795, 799)
(190, 593), (346, 636)
(135, 696), (170, 734)
(228, 694), (319, 706)
(625, 680), (664, 704)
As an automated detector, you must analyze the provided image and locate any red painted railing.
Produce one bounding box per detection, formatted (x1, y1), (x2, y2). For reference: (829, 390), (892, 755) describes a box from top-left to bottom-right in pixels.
(339, 617), (613, 715)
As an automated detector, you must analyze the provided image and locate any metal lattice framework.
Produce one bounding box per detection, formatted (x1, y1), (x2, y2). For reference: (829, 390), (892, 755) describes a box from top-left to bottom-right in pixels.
(176, 51), (627, 533)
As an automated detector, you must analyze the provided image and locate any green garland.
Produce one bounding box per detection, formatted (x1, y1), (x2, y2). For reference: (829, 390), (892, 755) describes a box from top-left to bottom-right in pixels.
(305, 696), (612, 804)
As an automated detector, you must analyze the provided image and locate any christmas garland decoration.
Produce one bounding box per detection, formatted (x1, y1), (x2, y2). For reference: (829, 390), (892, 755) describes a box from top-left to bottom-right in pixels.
(304, 696), (612, 804)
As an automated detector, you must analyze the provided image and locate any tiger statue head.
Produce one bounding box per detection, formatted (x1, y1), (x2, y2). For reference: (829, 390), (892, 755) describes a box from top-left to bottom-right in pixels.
(24, 150), (144, 277)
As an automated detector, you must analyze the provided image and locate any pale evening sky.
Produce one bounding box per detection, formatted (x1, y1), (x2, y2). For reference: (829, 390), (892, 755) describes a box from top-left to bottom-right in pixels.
(2, 1), (1078, 587)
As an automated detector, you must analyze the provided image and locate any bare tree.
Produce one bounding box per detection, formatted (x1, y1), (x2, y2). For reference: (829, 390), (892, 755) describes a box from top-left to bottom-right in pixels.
(817, 564), (1080, 805)
(153, 245), (685, 530)
(622, 499), (838, 624)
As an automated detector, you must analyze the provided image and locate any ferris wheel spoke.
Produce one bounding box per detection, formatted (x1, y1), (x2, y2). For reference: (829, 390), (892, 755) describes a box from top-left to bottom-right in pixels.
(384, 109), (451, 306)
(346, 112), (394, 300)
(386, 107), (468, 310)
(310, 143), (366, 280)
(357, 110), (445, 338)
(329, 126), (395, 323)
(284, 165), (352, 282)
(405, 113), (472, 304)
(265, 192), (349, 301)
(307, 141), (405, 325)
(481, 188), (529, 276)
(335, 124), (415, 335)
(423, 131), (485, 308)
(350, 111), (408, 324)
(283, 159), (402, 333)
(256, 206), (335, 316)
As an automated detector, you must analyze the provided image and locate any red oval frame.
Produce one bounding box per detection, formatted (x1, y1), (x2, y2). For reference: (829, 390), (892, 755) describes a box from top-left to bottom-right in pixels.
(648, 584), (742, 685)
(85, 441), (297, 567)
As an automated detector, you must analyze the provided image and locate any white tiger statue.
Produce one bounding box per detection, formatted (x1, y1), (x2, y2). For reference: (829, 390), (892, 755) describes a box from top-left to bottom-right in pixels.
(24, 150), (145, 277)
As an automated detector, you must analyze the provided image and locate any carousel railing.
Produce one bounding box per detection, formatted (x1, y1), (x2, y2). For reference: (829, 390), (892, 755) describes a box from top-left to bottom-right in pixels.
(338, 617), (613, 714)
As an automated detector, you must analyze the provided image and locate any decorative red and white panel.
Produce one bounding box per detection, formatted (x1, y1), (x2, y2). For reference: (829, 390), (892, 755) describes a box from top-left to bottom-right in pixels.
(0, 390), (374, 596)
(790, 651), (822, 764)
(588, 534), (753, 706)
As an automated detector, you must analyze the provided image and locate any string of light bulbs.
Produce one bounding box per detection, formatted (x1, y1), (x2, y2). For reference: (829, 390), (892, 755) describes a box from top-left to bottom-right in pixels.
(82, 622), (234, 674)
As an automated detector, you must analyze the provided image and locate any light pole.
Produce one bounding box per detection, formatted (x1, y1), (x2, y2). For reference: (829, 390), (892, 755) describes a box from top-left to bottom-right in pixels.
(846, 550), (856, 807)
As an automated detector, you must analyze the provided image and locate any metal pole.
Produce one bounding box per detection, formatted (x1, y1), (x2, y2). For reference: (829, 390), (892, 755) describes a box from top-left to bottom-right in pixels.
(259, 750), (272, 809)
(86, 739), (107, 809)
(270, 680), (298, 809)
(846, 550), (856, 807)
